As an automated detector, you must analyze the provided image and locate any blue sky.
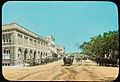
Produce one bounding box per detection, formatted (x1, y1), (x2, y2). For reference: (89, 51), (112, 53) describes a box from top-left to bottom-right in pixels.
(2, 1), (118, 53)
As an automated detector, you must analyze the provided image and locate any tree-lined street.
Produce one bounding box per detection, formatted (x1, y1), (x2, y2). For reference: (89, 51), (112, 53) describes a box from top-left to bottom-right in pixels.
(2, 1), (119, 82)
(2, 59), (118, 81)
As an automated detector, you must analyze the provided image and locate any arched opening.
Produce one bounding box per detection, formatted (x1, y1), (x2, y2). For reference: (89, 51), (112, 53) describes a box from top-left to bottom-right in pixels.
(2, 48), (11, 66)
(41, 52), (42, 57)
(40, 52), (42, 60)
(24, 49), (28, 63)
(29, 50), (32, 59)
(34, 51), (36, 61)
(46, 53), (47, 56)
(3, 48), (10, 59)
(18, 48), (22, 64)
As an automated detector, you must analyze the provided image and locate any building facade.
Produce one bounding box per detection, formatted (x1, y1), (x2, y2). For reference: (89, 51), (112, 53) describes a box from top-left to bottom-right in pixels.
(55, 45), (65, 59)
(2, 23), (65, 66)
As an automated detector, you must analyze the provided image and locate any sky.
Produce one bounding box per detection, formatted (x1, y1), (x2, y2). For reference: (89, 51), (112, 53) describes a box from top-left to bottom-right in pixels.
(2, 1), (118, 53)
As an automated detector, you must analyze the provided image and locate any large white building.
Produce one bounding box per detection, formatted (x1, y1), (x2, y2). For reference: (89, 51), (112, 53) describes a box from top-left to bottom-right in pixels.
(2, 23), (65, 66)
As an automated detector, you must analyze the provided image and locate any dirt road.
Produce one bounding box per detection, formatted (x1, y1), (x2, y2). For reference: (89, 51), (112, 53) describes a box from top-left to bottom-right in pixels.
(2, 59), (119, 81)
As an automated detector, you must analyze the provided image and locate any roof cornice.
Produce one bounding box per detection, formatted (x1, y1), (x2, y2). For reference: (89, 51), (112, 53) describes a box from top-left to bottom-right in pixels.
(2, 23), (48, 43)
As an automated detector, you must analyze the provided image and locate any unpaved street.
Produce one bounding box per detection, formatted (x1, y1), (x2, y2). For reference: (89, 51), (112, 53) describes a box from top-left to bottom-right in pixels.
(2, 59), (119, 81)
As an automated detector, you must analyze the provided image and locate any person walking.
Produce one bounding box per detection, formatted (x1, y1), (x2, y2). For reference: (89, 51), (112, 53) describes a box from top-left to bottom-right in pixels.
(63, 56), (66, 66)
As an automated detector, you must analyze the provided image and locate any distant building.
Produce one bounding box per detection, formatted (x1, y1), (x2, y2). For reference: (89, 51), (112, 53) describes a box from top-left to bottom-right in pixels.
(2, 23), (65, 66)
(46, 36), (55, 46)
(55, 45), (65, 53)
(55, 45), (65, 58)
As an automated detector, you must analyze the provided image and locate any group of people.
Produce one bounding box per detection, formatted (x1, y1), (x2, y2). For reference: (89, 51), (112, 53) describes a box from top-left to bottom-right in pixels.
(75, 57), (82, 62)
(62, 55), (85, 66)
(63, 55), (74, 66)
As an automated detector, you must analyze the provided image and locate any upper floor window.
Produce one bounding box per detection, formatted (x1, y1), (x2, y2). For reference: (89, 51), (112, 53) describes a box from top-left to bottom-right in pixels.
(24, 36), (28, 39)
(3, 34), (5, 42)
(2, 34), (11, 43)
(41, 42), (43, 45)
(9, 34), (11, 42)
(4, 49), (6, 53)
(30, 38), (33, 41)
(18, 34), (22, 38)
(6, 34), (8, 42)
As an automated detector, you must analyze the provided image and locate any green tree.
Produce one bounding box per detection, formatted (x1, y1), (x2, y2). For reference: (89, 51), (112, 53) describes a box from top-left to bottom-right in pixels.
(79, 30), (119, 59)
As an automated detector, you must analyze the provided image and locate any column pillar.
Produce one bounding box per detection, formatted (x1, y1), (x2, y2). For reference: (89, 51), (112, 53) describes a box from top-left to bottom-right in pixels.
(10, 46), (17, 66)
(13, 31), (18, 45)
(22, 48), (25, 64)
